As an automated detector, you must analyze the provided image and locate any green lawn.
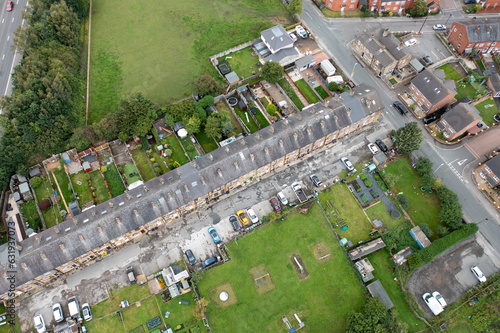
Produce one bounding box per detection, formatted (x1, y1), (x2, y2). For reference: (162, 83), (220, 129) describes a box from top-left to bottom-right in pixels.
(155, 292), (206, 332)
(43, 205), (62, 229)
(104, 164), (126, 197)
(254, 109), (270, 128)
(226, 47), (259, 79)
(368, 250), (427, 331)
(70, 171), (94, 206)
(20, 200), (41, 231)
(52, 169), (73, 205)
(33, 175), (61, 228)
(474, 98), (499, 126)
(260, 97), (270, 108)
(195, 131), (219, 153)
(277, 78), (305, 110)
(365, 200), (406, 230)
(179, 137), (199, 159)
(89, 0), (291, 123)
(383, 157), (442, 238)
(234, 106), (259, 133)
(215, 101), (243, 137)
(475, 58), (486, 72)
(319, 184), (373, 244)
(122, 297), (160, 332)
(131, 149), (157, 182)
(90, 170), (111, 204)
(294, 79), (320, 104)
(163, 134), (189, 165)
(437, 63), (463, 81)
(198, 206), (365, 332)
(315, 85), (329, 99)
(122, 163), (142, 185)
(321, 8), (362, 18)
(455, 82), (477, 100)
(150, 153), (169, 174)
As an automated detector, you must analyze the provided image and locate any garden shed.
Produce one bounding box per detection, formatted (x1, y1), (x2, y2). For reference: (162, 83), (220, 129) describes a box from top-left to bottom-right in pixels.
(320, 59), (336, 76)
(68, 201), (80, 217)
(29, 166), (41, 178)
(174, 122), (188, 139)
(355, 258), (374, 282)
(295, 54), (316, 72)
(82, 161), (92, 173)
(19, 183), (32, 201)
(367, 280), (394, 310)
(409, 226), (431, 248)
(372, 219), (382, 228)
(62, 153), (71, 164)
(225, 71), (240, 85)
(391, 247), (414, 266)
(373, 152), (388, 168)
(348, 238), (386, 261)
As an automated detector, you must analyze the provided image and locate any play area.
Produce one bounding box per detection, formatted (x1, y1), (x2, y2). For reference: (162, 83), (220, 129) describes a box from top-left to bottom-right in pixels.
(309, 241), (333, 263)
(289, 254), (309, 280)
(249, 264), (275, 295)
(211, 282), (237, 307)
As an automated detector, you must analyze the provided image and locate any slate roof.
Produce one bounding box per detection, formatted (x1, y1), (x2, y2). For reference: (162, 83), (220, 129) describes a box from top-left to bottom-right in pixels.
(462, 22), (500, 43)
(264, 47), (299, 64)
(378, 30), (408, 61)
(19, 182), (30, 194)
(486, 153), (500, 177)
(348, 238), (386, 260)
(225, 71), (239, 84)
(356, 34), (395, 68)
(295, 54), (316, 69)
(367, 280), (394, 310)
(440, 103), (481, 132)
(29, 166), (41, 178)
(340, 83), (384, 123)
(411, 68), (455, 105)
(489, 73), (500, 91)
(261, 25), (294, 53)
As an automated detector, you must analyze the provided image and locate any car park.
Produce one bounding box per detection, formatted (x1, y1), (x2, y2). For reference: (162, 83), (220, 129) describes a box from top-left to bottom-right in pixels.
(422, 293), (444, 316)
(423, 113), (440, 124)
(237, 210), (250, 226)
(432, 291), (447, 308)
(82, 303), (93, 322)
(126, 266), (136, 284)
(404, 39), (417, 48)
(202, 256), (220, 269)
(341, 157), (354, 171)
(393, 101), (408, 115)
(229, 215), (240, 231)
(246, 207), (259, 224)
(277, 191), (288, 206)
(309, 174), (322, 187)
(295, 25), (308, 38)
(422, 55), (433, 67)
(52, 303), (64, 323)
(367, 143), (379, 155)
(269, 197), (282, 213)
(375, 139), (388, 152)
(33, 314), (46, 333)
(433, 24), (446, 30)
(288, 32), (297, 42)
(6, 1), (13, 11)
(208, 227), (221, 244)
(471, 265), (487, 282)
(185, 249), (196, 265)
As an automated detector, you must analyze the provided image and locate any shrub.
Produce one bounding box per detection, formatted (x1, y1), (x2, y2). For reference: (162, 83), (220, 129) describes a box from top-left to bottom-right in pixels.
(40, 199), (52, 211)
(154, 167), (162, 174)
(364, 179), (372, 187)
(150, 158), (155, 163)
(360, 193), (369, 203)
(420, 172), (435, 189)
(359, 173), (368, 180)
(356, 187), (362, 193)
(419, 223), (433, 238)
(437, 225), (449, 237)
(164, 149), (172, 157)
(172, 161), (181, 168)
(186, 145), (195, 152)
(381, 221), (416, 253)
(369, 189), (379, 198)
(101, 165), (107, 173)
(266, 104), (277, 115)
(153, 163), (160, 168)
(30, 177), (42, 188)
(384, 173), (399, 188)
(415, 157), (433, 176)
(327, 82), (339, 91)
(397, 194), (409, 210)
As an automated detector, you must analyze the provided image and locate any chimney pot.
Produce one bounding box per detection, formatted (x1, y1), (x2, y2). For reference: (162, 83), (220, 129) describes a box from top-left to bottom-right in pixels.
(471, 17), (476, 24)
(250, 154), (254, 161)
(209, 154), (213, 160)
(483, 18), (488, 23)
(270, 126), (274, 133)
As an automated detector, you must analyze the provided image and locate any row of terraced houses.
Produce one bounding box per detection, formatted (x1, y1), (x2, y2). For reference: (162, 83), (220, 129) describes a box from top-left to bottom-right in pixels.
(324, 0), (439, 14)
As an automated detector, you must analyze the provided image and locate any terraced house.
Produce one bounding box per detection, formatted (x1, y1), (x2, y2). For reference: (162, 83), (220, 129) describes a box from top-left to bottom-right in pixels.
(448, 18), (500, 55)
(0, 85), (384, 302)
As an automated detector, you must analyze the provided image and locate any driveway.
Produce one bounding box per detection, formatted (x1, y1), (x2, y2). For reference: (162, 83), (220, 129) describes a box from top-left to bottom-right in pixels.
(408, 233), (500, 318)
(465, 127), (500, 158)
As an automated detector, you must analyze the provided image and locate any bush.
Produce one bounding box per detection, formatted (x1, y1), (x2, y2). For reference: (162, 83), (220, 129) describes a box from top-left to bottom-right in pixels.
(172, 161), (181, 168)
(153, 163), (160, 168)
(360, 193), (369, 203)
(40, 199), (52, 211)
(186, 145), (195, 152)
(437, 225), (449, 237)
(369, 189), (379, 198)
(327, 82), (339, 91)
(154, 167), (162, 174)
(266, 104), (277, 115)
(364, 179), (372, 187)
(420, 172), (435, 189)
(384, 173), (399, 188)
(419, 223), (433, 238)
(150, 158), (155, 163)
(415, 156), (433, 176)
(164, 149), (172, 157)
(30, 177), (42, 188)
(382, 221), (416, 253)
(359, 173), (368, 180)
(397, 194), (409, 210)
(101, 165), (107, 173)
(356, 187), (362, 193)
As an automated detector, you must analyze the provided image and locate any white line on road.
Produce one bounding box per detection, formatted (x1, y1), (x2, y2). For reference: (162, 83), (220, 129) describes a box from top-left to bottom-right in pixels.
(6, 36), (9, 41)
(432, 51), (438, 59)
(1, 19), (4, 24)
(4, 49), (17, 96)
(449, 158), (459, 164)
(11, 18), (14, 23)
(458, 158), (468, 166)
(2, 55), (4, 60)
(434, 163), (444, 174)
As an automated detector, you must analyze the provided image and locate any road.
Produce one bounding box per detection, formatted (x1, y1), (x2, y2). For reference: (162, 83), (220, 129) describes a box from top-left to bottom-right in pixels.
(301, 0), (500, 254)
(0, 0), (26, 102)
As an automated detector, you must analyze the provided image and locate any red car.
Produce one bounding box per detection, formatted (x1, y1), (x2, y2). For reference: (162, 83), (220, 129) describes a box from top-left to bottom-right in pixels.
(269, 197), (282, 213)
(6, 1), (13, 11)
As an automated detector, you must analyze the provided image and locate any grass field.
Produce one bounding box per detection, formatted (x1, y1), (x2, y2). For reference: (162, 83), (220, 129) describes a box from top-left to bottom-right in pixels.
(52, 169), (73, 205)
(164, 134), (189, 165)
(321, 8), (362, 18)
(89, 170), (111, 204)
(294, 79), (320, 104)
(315, 85), (329, 99)
(122, 163), (142, 185)
(365, 200), (406, 230)
(70, 171), (94, 206)
(437, 64), (463, 81)
(254, 109), (270, 128)
(198, 205), (365, 332)
(277, 78), (305, 110)
(33, 175), (61, 228)
(155, 292), (206, 332)
(226, 47), (259, 79)
(234, 106), (259, 133)
(89, 0), (291, 122)
(179, 137), (199, 160)
(104, 164), (126, 197)
(456, 82), (478, 100)
(215, 101), (243, 137)
(195, 131), (219, 153)
(474, 98), (498, 126)
(20, 200), (41, 231)
(131, 149), (157, 182)
(475, 59), (486, 72)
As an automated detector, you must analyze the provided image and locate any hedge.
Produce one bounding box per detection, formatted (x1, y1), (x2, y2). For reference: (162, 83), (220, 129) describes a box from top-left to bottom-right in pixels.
(408, 223), (478, 269)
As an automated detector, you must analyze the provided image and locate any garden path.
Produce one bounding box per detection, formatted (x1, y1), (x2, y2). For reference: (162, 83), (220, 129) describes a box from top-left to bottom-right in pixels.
(354, 173), (397, 214)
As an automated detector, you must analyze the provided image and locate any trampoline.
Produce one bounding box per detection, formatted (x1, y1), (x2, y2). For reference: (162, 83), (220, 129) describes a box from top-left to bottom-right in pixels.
(228, 96), (238, 107)
(218, 60), (231, 75)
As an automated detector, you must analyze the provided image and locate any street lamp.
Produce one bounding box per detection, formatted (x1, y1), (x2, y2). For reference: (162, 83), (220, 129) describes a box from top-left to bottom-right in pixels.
(445, 13), (452, 26)
(418, 9), (432, 35)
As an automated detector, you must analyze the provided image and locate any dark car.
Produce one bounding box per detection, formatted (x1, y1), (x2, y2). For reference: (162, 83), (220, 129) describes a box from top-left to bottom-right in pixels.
(185, 249), (196, 265)
(202, 256), (219, 269)
(393, 101), (408, 115)
(375, 139), (388, 152)
(423, 113), (440, 124)
(494, 113), (500, 123)
(229, 215), (240, 231)
(269, 197), (282, 213)
(309, 174), (322, 187)
(422, 55), (433, 67)
(6, 1), (13, 11)
(464, 0), (477, 3)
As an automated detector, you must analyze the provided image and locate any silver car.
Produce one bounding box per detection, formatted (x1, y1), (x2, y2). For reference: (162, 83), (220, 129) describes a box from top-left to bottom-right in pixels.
(341, 157), (354, 171)
(277, 192), (288, 206)
(246, 207), (259, 224)
(471, 265), (486, 282)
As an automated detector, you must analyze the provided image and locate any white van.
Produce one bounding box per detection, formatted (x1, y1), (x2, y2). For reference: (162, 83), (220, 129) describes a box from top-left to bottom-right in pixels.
(67, 296), (80, 318)
(422, 293), (443, 316)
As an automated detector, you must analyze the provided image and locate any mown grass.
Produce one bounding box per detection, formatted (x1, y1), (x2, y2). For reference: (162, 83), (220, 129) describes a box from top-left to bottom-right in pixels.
(163, 134), (189, 165)
(365, 200), (406, 230)
(155, 292), (205, 332)
(234, 106), (259, 133)
(33, 175), (61, 228)
(104, 164), (126, 197)
(179, 137), (199, 160)
(131, 149), (156, 182)
(195, 131), (219, 153)
(71, 171), (94, 206)
(198, 205), (365, 332)
(474, 98), (498, 126)
(226, 47), (259, 79)
(294, 79), (320, 104)
(437, 63), (463, 81)
(315, 85), (329, 99)
(278, 78), (305, 110)
(254, 109), (270, 128)
(122, 163), (142, 185)
(90, 170), (111, 204)
(52, 169), (73, 205)
(150, 153), (169, 174)
(20, 200), (41, 231)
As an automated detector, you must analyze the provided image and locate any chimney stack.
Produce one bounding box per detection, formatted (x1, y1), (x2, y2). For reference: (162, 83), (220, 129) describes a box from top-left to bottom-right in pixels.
(488, 26), (493, 33)
(483, 18), (488, 23)
(350, 88), (355, 96)
(471, 17), (476, 24)
(383, 28), (390, 37)
(476, 26), (481, 34)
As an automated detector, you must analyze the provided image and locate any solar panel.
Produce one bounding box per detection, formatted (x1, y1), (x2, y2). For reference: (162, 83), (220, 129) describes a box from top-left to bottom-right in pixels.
(272, 27), (283, 37)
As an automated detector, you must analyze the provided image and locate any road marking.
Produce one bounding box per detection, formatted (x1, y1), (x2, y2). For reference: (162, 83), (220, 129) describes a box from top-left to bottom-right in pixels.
(433, 163), (444, 174)
(432, 51), (438, 59)
(449, 158), (459, 164)
(464, 143), (480, 158)
(457, 158), (468, 166)
(11, 18), (14, 23)
(2, 55), (4, 60)
(7, 36), (9, 41)
(2, 19), (4, 24)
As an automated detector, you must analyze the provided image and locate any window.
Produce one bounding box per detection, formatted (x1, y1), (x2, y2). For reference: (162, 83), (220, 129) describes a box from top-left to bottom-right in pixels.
(494, 176), (500, 182)
(427, 102), (431, 107)
(386, 1), (391, 4)
(454, 28), (457, 32)
(350, 4), (354, 7)
(479, 43), (484, 47)
(328, 3), (332, 7)
(396, 1), (400, 3)
(493, 42), (496, 46)
(394, 7), (397, 10)
(458, 33), (462, 39)
(458, 43), (461, 49)
(485, 166), (492, 173)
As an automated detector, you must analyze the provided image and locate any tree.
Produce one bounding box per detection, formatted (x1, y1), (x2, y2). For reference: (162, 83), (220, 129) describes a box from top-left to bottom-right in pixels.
(164, 113), (175, 128)
(170, 100), (196, 122)
(328, 81), (339, 91)
(192, 297), (209, 320)
(205, 114), (222, 141)
(30, 176), (42, 188)
(184, 115), (201, 134)
(261, 62), (283, 84)
(439, 201), (463, 230)
(437, 225), (449, 237)
(420, 172), (435, 189)
(409, 0), (428, 17)
(193, 75), (220, 96)
(437, 186), (458, 203)
(394, 122), (423, 154)
(47, 0), (80, 47)
(266, 104), (277, 115)
(420, 223), (433, 238)
(197, 95), (215, 108)
(414, 156), (433, 176)
(164, 149), (172, 157)
(288, 0), (303, 15)
(397, 194), (409, 210)
(70, 125), (95, 150)
(384, 174), (399, 188)
(346, 297), (405, 333)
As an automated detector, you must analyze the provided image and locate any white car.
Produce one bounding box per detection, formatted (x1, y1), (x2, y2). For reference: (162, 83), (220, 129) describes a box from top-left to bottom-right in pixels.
(295, 25), (307, 39)
(82, 303), (93, 322)
(52, 303), (64, 323)
(33, 314), (46, 333)
(367, 143), (379, 155)
(288, 32), (297, 42)
(404, 39), (417, 48)
(422, 293), (444, 316)
(341, 157), (354, 171)
(471, 265), (487, 282)
(277, 192), (288, 206)
(433, 24), (446, 30)
(246, 207), (259, 224)
(432, 291), (447, 308)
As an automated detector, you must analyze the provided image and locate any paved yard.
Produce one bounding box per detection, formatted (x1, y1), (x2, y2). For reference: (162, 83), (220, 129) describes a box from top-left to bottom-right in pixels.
(465, 127), (500, 158)
(406, 34), (452, 65)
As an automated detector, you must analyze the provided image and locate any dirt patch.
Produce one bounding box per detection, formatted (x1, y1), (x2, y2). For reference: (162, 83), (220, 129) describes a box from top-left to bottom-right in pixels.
(45, 160), (61, 172)
(309, 241), (333, 263)
(449, 61), (468, 78)
(110, 141), (133, 167)
(290, 253), (309, 281)
(299, 202), (313, 214)
(249, 264), (275, 295)
(211, 282), (237, 307)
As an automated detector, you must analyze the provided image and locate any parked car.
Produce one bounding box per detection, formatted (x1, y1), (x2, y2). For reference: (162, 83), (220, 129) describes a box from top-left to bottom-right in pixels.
(341, 157), (354, 171)
(277, 191), (288, 206)
(422, 293), (444, 316)
(295, 25), (308, 38)
(493, 113), (500, 123)
(82, 303), (93, 322)
(433, 24), (446, 30)
(423, 113), (440, 124)
(208, 227), (221, 244)
(269, 197), (282, 213)
(393, 101), (408, 115)
(184, 249), (196, 265)
(6, 1), (13, 11)
(309, 174), (322, 187)
(471, 265), (487, 282)
(52, 303), (64, 323)
(33, 314), (46, 333)
(246, 207), (259, 224)
(422, 55), (433, 67)
(464, 0), (478, 3)
(367, 143), (379, 155)
(404, 38), (417, 48)
(126, 266), (136, 284)
(375, 139), (388, 152)
(229, 215), (240, 231)
(432, 291), (447, 308)
(288, 32), (297, 42)
(202, 256), (220, 269)
(237, 210), (249, 226)
(67, 296), (80, 318)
